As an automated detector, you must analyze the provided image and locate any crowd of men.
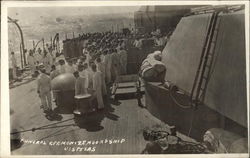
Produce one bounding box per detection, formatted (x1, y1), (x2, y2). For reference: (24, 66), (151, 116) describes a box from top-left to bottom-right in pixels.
(34, 32), (131, 116)
(10, 28), (170, 117)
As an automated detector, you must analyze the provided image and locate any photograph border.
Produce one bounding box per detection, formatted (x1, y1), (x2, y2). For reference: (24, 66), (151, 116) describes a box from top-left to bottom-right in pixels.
(1, 1), (249, 158)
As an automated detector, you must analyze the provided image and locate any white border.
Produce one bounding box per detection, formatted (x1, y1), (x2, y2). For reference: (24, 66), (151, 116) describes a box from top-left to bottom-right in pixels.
(1, 1), (249, 158)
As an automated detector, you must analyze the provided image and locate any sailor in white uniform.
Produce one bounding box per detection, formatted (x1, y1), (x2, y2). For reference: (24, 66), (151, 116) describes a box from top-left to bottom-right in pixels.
(91, 64), (104, 110)
(78, 64), (89, 88)
(42, 51), (53, 74)
(27, 50), (36, 74)
(37, 65), (52, 113)
(58, 59), (66, 74)
(118, 47), (127, 75)
(34, 48), (43, 65)
(65, 59), (76, 73)
(74, 71), (87, 95)
(95, 57), (107, 96)
(104, 50), (112, 85)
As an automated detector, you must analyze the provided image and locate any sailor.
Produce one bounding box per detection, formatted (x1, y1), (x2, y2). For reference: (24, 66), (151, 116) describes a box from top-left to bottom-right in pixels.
(73, 71), (87, 95)
(87, 62), (94, 89)
(10, 52), (17, 80)
(104, 49), (112, 85)
(90, 64), (104, 110)
(50, 65), (60, 80)
(154, 35), (166, 47)
(133, 37), (143, 49)
(50, 65), (60, 102)
(85, 47), (92, 64)
(42, 51), (52, 74)
(95, 57), (107, 96)
(58, 59), (66, 74)
(65, 59), (75, 73)
(78, 55), (87, 66)
(100, 50), (105, 62)
(27, 50), (36, 75)
(118, 47), (127, 75)
(34, 48), (43, 65)
(72, 58), (78, 70)
(82, 45), (87, 56)
(37, 65), (52, 113)
(111, 49), (120, 82)
(50, 47), (57, 65)
(78, 64), (89, 88)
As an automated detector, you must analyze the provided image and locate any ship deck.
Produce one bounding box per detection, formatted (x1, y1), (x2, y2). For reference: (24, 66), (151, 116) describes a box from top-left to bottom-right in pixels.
(10, 79), (195, 155)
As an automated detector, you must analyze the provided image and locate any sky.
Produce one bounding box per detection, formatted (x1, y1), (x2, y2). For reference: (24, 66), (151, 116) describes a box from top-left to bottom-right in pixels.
(8, 6), (140, 20)
(8, 6), (140, 57)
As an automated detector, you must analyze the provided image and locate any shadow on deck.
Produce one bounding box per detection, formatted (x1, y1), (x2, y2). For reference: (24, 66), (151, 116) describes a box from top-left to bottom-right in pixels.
(52, 97), (120, 132)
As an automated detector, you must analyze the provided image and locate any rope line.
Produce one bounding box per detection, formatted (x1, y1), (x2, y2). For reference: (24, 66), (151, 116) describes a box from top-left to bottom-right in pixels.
(11, 117), (75, 135)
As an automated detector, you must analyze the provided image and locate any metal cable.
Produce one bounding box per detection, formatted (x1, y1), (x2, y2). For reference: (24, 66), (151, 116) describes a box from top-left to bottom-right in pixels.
(11, 117), (75, 135)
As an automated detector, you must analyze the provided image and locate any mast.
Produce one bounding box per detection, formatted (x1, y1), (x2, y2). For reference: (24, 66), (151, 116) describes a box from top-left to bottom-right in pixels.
(8, 16), (27, 66)
(19, 43), (24, 69)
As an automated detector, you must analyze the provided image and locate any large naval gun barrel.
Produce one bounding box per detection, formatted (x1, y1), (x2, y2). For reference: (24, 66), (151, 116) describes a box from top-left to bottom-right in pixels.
(51, 73), (76, 111)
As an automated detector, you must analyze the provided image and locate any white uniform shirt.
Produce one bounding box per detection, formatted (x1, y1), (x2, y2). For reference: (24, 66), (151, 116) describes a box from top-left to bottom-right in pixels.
(93, 71), (102, 91)
(37, 73), (51, 93)
(79, 70), (89, 88)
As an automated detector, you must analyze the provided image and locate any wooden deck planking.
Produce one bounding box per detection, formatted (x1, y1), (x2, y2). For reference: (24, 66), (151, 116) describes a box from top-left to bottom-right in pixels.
(10, 80), (195, 155)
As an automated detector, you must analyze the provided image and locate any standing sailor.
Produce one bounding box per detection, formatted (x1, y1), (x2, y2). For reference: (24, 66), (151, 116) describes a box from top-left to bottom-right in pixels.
(91, 64), (104, 110)
(37, 65), (52, 113)
(73, 71), (87, 95)
(10, 52), (17, 80)
(42, 51), (52, 74)
(50, 65), (60, 102)
(34, 48), (43, 65)
(95, 57), (107, 96)
(65, 59), (75, 73)
(78, 64), (89, 88)
(50, 65), (60, 80)
(51, 48), (57, 64)
(111, 49), (120, 82)
(58, 59), (66, 74)
(119, 47), (127, 75)
(104, 50), (112, 85)
(27, 50), (36, 75)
